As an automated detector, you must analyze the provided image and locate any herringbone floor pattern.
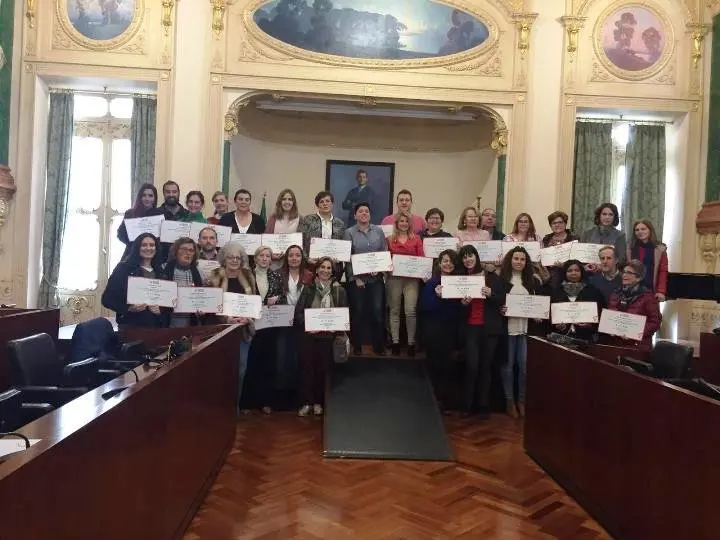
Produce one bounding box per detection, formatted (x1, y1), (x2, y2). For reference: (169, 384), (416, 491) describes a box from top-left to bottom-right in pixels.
(184, 414), (609, 539)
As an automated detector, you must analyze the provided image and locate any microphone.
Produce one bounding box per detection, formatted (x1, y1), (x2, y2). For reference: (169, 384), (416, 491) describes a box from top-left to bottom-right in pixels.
(101, 368), (139, 400)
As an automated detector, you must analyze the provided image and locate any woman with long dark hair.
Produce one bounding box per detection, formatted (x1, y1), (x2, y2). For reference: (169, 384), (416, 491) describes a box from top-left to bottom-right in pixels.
(580, 202), (627, 267)
(420, 249), (460, 410)
(498, 247), (542, 418)
(457, 244), (506, 420)
(117, 183), (164, 258)
(504, 213), (540, 242)
(102, 232), (164, 329)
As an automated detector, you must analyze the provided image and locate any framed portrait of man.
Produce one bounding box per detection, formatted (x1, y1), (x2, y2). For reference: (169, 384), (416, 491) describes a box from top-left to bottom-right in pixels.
(325, 160), (394, 227)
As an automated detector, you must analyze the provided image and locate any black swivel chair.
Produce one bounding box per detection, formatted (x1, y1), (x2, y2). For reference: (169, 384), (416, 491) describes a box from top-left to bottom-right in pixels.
(0, 388), (53, 432)
(7, 333), (96, 408)
(618, 341), (693, 380)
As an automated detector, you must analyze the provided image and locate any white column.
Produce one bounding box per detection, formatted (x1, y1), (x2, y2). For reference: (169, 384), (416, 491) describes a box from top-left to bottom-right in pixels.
(168, 0), (211, 193)
(523, 0), (565, 230)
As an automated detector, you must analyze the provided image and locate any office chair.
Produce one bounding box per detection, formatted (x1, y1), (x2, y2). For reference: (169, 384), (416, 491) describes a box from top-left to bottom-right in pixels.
(0, 388), (53, 432)
(69, 318), (145, 371)
(7, 333), (95, 407)
(618, 341), (693, 380)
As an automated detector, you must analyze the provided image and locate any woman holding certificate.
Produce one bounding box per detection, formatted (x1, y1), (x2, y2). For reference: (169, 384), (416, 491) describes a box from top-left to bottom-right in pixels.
(456, 207), (491, 244)
(498, 247), (544, 419)
(294, 257), (348, 416)
(344, 202), (388, 356)
(102, 232), (165, 328)
(541, 211), (579, 289)
(162, 237), (205, 327)
(266, 189), (302, 267)
(580, 203), (627, 266)
(457, 244), (506, 420)
(606, 260), (662, 351)
(207, 242), (256, 407)
(420, 249), (460, 410)
(117, 183), (165, 259)
(387, 211), (425, 356)
(241, 245), (287, 414)
(550, 259), (605, 342)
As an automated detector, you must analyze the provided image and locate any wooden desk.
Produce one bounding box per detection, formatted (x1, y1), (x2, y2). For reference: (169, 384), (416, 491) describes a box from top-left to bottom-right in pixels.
(525, 337), (720, 540)
(0, 309), (60, 392)
(696, 332), (720, 384)
(0, 324), (242, 540)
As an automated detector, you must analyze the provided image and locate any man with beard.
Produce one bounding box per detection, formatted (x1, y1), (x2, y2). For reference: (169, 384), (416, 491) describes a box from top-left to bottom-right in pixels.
(159, 180), (189, 262)
(197, 226), (219, 261)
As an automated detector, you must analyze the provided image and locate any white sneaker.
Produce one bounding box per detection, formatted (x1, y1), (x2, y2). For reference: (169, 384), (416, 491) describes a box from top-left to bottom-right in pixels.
(313, 404), (324, 416)
(298, 405), (311, 417)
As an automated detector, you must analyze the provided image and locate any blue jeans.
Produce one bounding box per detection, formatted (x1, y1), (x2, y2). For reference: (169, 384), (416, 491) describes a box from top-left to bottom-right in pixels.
(502, 334), (527, 404)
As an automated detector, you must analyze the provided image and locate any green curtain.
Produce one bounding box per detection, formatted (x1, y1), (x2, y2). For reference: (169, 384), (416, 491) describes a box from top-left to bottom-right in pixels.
(0, 0), (16, 164)
(572, 122), (613, 232)
(130, 96), (157, 196)
(38, 92), (74, 308)
(622, 124), (666, 239)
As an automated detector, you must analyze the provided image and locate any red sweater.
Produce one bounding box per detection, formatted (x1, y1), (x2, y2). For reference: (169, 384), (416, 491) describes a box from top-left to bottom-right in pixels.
(607, 291), (662, 351)
(629, 245), (668, 296)
(387, 235), (424, 257)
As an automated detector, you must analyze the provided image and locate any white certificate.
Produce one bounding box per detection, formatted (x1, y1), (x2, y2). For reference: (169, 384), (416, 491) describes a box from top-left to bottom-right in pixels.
(551, 302), (599, 324)
(539, 241), (577, 266)
(305, 307), (351, 332)
(392, 255), (433, 280)
(309, 237), (352, 262)
(380, 224), (394, 238)
(502, 241), (541, 262)
(196, 259), (220, 282)
(599, 309), (646, 341)
(571, 243), (608, 265)
(124, 215), (164, 241)
(505, 294), (551, 319)
(423, 237), (458, 259)
(160, 220), (192, 243)
(440, 275), (485, 299)
(221, 293), (262, 319)
(191, 222), (233, 247)
(464, 240), (503, 262)
(230, 233), (263, 254)
(254, 305), (296, 331)
(175, 286), (223, 314)
(126, 277), (178, 308)
(351, 251), (392, 275)
(262, 233), (303, 254)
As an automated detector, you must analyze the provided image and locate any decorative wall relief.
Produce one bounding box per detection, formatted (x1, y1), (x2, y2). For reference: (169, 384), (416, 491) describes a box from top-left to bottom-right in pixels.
(56, 0), (144, 50)
(593, 2), (673, 81)
(244, 0), (499, 69)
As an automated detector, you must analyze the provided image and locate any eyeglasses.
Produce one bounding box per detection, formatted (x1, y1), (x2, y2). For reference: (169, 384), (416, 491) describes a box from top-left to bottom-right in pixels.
(622, 270), (639, 276)
(178, 246), (195, 253)
(226, 256), (242, 261)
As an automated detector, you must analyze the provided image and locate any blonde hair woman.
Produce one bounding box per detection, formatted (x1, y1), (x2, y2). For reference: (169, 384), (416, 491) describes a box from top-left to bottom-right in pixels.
(386, 211), (424, 356)
(456, 206), (491, 244)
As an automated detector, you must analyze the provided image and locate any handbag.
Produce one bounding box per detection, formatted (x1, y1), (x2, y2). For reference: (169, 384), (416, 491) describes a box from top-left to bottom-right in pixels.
(333, 333), (350, 363)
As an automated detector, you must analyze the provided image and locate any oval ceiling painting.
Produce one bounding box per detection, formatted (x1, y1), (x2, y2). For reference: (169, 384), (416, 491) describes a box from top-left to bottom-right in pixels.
(66, 0), (137, 41)
(253, 0), (490, 60)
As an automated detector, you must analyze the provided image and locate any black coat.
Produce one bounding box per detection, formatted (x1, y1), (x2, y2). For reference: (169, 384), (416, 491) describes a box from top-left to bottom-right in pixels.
(218, 212), (266, 234)
(117, 207), (165, 246)
(461, 271), (507, 336)
(294, 281), (347, 330)
(101, 262), (164, 327)
(550, 282), (606, 341)
(253, 269), (286, 305)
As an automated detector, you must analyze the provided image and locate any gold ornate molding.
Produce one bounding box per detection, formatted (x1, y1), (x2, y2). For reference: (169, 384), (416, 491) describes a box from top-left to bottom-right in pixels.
(512, 12), (538, 60)
(161, 0), (175, 35)
(559, 16), (586, 61)
(490, 128), (508, 156)
(26, 0), (36, 29)
(211, 0), (227, 38)
(687, 23), (711, 69)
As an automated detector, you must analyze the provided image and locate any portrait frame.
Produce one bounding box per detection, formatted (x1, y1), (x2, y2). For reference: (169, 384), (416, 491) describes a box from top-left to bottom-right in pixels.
(325, 160), (395, 226)
(56, 0), (145, 51)
(593, 1), (674, 81)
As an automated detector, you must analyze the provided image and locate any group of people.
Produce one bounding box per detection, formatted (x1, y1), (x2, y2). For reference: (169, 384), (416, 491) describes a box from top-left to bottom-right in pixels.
(102, 180), (666, 420)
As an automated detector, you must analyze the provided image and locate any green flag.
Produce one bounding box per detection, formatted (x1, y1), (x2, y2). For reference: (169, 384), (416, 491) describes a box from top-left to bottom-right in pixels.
(260, 192), (267, 221)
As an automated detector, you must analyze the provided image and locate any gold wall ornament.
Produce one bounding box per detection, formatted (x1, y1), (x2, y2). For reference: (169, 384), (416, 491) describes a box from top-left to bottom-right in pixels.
(490, 128), (508, 156)
(211, 0), (227, 38)
(161, 0), (175, 35)
(0, 165), (17, 229)
(512, 13), (537, 60)
(26, 0), (36, 29)
(224, 111), (239, 139)
(65, 295), (90, 317)
(687, 23), (711, 69)
(559, 16), (586, 61)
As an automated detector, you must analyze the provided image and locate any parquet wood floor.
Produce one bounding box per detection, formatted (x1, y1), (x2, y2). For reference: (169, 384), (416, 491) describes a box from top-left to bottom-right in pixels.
(184, 414), (610, 540)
